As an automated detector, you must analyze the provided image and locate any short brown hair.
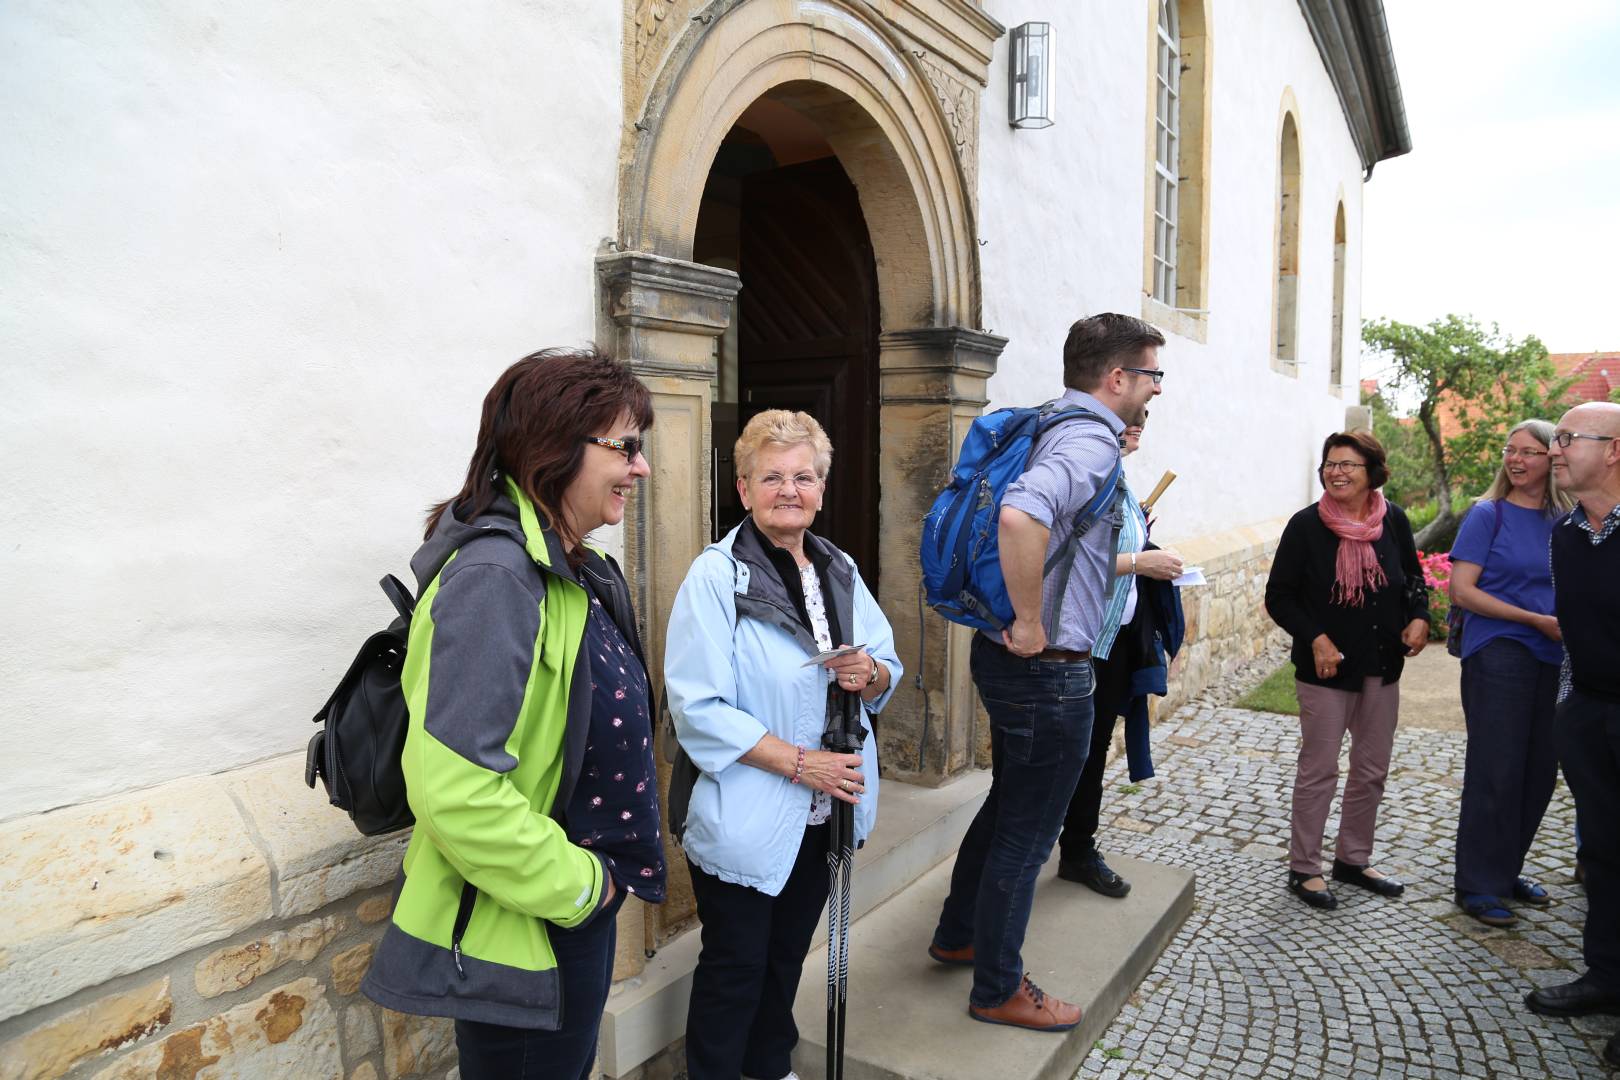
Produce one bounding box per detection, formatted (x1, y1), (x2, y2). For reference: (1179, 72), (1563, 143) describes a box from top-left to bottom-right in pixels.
(1319, 430), (1389, 490)
(427, 347), (653, 565)
(1062, 313), (1166, 391)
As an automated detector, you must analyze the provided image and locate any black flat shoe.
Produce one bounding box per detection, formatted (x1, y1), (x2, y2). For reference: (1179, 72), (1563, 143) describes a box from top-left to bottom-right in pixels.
(1524, 975), (1620, 1017)
(1332, 858), (1405, 897)
(1057, 852), (1131, 898)
(1288, 871), (1338, 910)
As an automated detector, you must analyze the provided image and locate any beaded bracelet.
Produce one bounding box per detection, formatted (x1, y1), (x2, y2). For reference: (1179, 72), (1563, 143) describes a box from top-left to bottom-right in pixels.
(790, 744), (806, 784)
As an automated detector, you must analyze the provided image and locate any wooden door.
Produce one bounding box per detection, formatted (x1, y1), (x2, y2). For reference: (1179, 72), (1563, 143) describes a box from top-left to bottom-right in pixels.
(730, 157), (881, 584)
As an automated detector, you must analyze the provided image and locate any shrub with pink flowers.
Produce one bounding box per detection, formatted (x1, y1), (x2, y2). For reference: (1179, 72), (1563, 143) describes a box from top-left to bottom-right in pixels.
(1418, 551), (1453, 640)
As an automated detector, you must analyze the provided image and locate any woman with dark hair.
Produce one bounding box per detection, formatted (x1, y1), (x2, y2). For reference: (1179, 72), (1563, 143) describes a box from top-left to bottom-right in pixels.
(1448, 419), (1575, 926)
(361, 347), (665, 1080)
(1264, 431), (1430, 911)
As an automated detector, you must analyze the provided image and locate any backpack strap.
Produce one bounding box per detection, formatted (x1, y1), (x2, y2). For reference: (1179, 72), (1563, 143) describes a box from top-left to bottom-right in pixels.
(1041, 452), (1126, 637)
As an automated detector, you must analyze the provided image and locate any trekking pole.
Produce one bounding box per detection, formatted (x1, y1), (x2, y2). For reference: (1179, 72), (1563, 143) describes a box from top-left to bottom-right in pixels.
(823, 682), (864, 1080)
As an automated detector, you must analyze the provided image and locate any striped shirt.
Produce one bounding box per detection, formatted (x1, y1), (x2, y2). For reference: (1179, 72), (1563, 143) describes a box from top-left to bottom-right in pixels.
(1094, 485), (1148, 661)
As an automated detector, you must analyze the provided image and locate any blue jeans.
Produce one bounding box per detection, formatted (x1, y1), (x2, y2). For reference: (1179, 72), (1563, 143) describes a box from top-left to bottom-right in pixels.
(933, 635), (1094, 1007)
(1455, 637), (1560, 896)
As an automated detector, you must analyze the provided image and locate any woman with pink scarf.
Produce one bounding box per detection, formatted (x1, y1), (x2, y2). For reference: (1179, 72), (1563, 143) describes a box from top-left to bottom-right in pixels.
(1264, 431), (1431, 911)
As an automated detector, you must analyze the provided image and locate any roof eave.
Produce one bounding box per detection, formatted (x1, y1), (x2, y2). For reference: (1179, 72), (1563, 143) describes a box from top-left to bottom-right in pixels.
(1297, 0), (1413, 174)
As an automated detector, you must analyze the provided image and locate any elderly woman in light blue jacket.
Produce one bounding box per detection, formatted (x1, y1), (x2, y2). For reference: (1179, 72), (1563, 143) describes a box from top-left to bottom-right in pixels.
(665, 409), (901, 1080)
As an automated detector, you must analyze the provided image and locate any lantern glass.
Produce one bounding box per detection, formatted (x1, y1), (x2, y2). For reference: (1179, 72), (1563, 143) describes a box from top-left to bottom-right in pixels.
(1009, 22), (1054, 129)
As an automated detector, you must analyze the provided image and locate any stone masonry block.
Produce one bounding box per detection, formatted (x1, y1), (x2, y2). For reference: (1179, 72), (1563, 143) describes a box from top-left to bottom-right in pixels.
(0, 978), (171, 1080)
(0, 776), (271, 1021)
(91, 977), (339, 1079)
(343, 1005), (380, 1059)
(356, 895), (394, 924)
(381, 1009), (455, 1078)
(194, 915), (344, 998)
(225, 755), (408, 918)
(350, 1064), (379, 1080)
(330, 942), (374, 996)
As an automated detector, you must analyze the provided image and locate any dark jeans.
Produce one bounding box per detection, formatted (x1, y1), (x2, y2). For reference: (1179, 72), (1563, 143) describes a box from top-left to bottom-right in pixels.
(454, 893), (625, 1080)
(1058, 647), (1133, 862)
(1455, 637), (1560, 896)
(1556, 688), (1620, 988)
(933, 635), (1094, 1007)
(686, 823), (830, 1080)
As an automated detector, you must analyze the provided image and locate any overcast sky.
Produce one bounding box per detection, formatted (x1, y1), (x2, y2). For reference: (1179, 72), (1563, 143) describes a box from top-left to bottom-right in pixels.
(1361, 0), (1620, 355)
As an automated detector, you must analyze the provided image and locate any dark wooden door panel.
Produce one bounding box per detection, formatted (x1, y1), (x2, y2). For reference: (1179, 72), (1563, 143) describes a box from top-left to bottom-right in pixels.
(737, 157), (881, 584)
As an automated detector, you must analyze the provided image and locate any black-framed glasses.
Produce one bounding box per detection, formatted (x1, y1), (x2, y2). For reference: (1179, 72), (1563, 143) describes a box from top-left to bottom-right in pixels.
(1122, 366), (1165, 385)
(584, 435), (646, 461)
(1320, 461), (1368, 473)
(1551, 431), (1615, 448)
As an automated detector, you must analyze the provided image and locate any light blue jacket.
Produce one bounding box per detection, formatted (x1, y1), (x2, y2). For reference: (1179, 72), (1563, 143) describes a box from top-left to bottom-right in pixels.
(664, 522), (902, 895)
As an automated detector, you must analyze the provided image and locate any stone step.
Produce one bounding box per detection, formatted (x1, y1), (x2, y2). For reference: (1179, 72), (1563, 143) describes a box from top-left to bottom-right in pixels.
(789, 853), (1195, 1080)
(599, 770), (994, 1077)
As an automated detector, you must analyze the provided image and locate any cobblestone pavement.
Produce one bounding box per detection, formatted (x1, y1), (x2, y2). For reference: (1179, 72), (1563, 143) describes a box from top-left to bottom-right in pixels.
(1078, 648), (1617, 1079)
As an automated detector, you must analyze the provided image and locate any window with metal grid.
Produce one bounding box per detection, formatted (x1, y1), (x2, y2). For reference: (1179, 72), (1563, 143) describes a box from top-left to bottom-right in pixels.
(1152, 0), (1181, 305)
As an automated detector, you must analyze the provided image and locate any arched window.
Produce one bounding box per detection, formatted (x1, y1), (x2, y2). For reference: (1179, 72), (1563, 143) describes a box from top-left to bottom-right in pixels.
(1272, 106), (1301, 374)
(1330, 201), (1347, 390)
(1142, 1), (1210, 338)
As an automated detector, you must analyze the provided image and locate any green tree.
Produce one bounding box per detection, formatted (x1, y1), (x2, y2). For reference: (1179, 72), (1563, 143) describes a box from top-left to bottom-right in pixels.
(1362, 385), (1433, 507)
(1362, 315), (1573, 549)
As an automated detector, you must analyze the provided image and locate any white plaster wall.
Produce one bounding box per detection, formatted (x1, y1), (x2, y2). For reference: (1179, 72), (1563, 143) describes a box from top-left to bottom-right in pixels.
(0, 1), (622, 821)
(978, 0), (1367, 547)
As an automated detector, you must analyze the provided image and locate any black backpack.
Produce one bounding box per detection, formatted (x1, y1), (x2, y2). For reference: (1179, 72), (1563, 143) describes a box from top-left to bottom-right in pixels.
(305, 575), (417, 836)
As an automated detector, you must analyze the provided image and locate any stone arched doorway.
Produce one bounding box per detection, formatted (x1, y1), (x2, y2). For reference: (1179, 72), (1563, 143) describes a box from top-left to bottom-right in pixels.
(597, 0), (1005, 957)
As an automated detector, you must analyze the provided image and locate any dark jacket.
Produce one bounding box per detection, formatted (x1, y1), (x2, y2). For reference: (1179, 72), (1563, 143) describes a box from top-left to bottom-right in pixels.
(1097, 567), (1186, 781)
(1264, 500), (1429, 690)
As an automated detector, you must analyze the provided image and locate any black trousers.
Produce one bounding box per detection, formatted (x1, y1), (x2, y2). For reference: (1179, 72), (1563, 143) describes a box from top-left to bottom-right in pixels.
(1058, 647), (1133, 862)
(686, 822), (831, 1080)
(1557, 688), (1620, 989)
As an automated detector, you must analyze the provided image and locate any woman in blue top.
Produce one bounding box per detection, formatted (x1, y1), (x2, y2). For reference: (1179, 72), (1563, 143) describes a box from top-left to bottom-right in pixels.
(1449, 418), (1575, 926)
(665, 409), (902, 1080)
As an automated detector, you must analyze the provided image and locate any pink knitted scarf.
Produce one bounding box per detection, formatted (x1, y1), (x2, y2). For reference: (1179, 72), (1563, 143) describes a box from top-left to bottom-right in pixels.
(1316, 490), (1388, 607)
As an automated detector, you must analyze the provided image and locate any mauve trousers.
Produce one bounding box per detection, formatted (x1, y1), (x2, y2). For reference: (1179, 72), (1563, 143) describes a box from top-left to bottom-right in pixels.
(1291, 676), (1401, 874)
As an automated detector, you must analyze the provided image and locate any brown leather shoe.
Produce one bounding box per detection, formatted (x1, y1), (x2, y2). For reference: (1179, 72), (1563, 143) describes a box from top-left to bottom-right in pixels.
(928, 941), (975, 966)
(968, 975), (1081, 1032)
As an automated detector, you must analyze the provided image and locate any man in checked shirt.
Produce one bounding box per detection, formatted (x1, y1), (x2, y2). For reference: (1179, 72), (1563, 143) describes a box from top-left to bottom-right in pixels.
(1525, 401), (1620, 1072)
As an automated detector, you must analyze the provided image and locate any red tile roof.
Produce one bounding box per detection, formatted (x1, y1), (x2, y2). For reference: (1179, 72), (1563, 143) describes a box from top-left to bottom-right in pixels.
(1434, 350), (1618, 440)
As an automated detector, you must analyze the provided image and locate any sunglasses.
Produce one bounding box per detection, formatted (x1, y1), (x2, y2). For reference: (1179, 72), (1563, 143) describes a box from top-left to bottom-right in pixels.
(584, 435), (646, 461)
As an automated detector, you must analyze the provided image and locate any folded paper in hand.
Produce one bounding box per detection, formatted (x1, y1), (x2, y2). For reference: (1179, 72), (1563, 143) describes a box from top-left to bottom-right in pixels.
(802, 644), (868, 667)
(1171, 567), (1207, 587)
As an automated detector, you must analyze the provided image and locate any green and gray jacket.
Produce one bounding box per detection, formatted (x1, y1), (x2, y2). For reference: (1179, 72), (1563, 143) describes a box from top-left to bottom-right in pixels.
(361, 480), (643, 1029)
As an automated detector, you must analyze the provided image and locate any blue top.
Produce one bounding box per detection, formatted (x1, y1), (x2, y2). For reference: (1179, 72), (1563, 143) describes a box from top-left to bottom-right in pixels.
(565, 595), (666, 902)
(664, 524), (902, 896)
(1450, 499), (1561, 665)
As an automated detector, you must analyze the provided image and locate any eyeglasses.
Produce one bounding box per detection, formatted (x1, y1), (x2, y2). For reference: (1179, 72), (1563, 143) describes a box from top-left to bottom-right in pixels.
(584, 435), (646, 461)
(1551, 431), (1615, 448)
(1320, 461), (1368, 473)
(1122, 367), (1165, 385)
(757, 472), (822, 491)
(1501, 446), (1549, 458)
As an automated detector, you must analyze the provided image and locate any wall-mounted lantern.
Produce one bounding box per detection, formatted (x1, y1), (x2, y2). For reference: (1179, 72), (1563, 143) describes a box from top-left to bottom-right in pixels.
(1008, 22), (1054, 129)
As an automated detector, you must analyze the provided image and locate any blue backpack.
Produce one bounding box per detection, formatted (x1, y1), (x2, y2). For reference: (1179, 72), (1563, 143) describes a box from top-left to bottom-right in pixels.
(921, 401), (1124, 634)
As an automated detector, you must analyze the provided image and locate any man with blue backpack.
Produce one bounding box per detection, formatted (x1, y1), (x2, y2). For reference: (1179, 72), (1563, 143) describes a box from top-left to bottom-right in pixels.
(924, 313), (1166, 1032)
